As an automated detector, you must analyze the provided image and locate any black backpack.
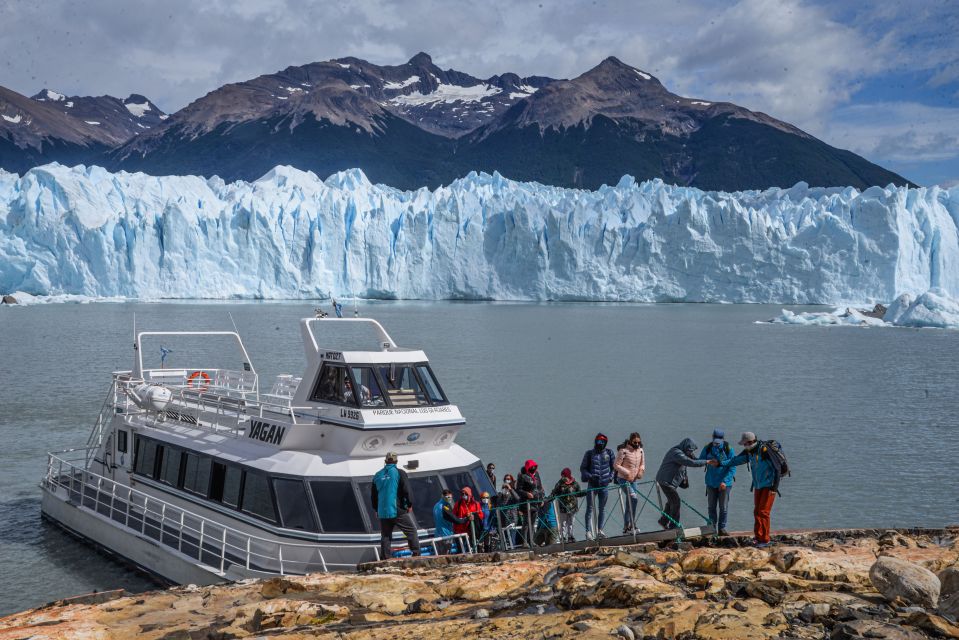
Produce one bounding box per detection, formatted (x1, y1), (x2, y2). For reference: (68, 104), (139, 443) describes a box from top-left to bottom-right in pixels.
(758, 440), (790, 494)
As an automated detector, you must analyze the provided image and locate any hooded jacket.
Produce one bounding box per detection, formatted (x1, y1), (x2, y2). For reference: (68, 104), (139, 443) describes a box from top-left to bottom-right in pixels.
(516, 460), (544, 501)
(655, 438), (709, 489)
(452, 486), (484, 534)
(699, 441), (737, 488)
(725, 443), (777, 490)
(432, 497), (463, 537)
(614, 445), (646, 482)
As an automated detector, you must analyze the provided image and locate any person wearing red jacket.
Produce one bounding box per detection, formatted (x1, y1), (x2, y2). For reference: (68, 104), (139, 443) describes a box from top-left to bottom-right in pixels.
(452, 486), (484, 551)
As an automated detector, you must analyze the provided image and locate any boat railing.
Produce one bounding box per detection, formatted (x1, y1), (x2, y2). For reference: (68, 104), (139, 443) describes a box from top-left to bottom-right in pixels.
(43, 451), (470, 576)
(481, 481), (714, 553)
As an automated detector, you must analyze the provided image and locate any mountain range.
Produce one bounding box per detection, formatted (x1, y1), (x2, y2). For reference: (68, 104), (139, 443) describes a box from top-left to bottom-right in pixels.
(0, 53), (910, 191)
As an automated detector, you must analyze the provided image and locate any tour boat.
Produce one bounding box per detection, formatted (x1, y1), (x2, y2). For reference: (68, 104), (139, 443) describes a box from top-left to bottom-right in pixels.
(40, 316), (489, 585)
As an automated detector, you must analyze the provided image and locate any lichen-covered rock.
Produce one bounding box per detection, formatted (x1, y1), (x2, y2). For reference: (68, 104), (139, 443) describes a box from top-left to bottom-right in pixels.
(869, 556), (941, 608)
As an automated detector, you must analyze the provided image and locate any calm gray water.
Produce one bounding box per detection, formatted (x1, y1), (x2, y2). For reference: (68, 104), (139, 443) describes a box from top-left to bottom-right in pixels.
(1, 301), (958, 614)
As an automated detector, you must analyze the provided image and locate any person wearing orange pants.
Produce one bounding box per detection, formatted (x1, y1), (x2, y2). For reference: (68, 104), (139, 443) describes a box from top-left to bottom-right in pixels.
(723, 432), (780, 548)
(753, 487), (776, 544)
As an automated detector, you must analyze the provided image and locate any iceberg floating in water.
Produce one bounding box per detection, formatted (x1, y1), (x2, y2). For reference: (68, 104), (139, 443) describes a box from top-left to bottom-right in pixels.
(765, 288), (959, 329)
(1, 163), (959, 303)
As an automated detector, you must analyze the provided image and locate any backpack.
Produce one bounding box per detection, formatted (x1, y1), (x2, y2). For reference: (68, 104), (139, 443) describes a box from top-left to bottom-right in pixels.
(758, 440), (790, 494)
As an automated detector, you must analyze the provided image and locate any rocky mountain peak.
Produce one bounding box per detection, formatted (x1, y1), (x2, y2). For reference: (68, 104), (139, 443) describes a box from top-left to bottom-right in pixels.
(407, 52), (433, 66)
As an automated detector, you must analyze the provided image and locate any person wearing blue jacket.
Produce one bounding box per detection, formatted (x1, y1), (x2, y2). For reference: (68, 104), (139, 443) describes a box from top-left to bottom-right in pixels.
(580, 432), (616, 539)
(371, 451), (420, 559)
(698, 429), (736, 536)
(432, 488), (465, 554)
(723, 432), (778, 547)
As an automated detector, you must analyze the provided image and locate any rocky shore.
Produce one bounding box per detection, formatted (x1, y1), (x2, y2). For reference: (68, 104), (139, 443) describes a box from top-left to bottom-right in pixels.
(2, 528), (958, 639)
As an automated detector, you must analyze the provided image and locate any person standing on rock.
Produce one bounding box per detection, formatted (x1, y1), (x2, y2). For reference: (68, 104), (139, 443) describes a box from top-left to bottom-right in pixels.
(371, 452), (421, 559)
(655, 438), (710, 530)
(580, 433), (616, 539)
(722, 432), (779, 548)
(614, 432), (646, 534)
(699, 429), (736, 537)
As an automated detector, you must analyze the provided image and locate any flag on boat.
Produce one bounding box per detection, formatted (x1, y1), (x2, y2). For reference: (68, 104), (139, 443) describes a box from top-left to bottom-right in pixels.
(333, 299), (343, 318)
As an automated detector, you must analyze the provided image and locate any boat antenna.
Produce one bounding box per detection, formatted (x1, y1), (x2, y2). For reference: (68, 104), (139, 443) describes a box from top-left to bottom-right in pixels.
(132, 312), (141, 379)
(228, 312), (253, 372)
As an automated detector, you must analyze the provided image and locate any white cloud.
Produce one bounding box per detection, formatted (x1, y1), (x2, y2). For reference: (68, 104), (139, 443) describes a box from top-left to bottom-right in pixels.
(823, 102), (959, 163)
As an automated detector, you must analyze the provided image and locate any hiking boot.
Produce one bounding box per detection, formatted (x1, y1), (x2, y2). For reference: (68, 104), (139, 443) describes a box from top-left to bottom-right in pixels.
(718, 529), (729, 537)
(567, 535), (576, 543)
(753, 540), (771, 548)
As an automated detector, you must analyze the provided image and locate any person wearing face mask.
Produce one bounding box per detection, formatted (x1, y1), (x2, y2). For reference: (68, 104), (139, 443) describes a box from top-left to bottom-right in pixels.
(699, 429), (736, 537)
(486, 463), (497, 492)
(722, 432), (779, 548)
(580, 433), (616, 539)
(452, 486), (484, 552)
(655, 438), (711, 530)
(614, 432), (646, 534)
(497, 474), (520, 546)
(432, 489), (465, 553)
(479, 491), (495, 551)
(516, 460), (545, 546)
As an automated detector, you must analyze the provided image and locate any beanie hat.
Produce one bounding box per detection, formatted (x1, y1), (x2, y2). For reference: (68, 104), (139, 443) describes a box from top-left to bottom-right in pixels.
(561, 467), (572, 478)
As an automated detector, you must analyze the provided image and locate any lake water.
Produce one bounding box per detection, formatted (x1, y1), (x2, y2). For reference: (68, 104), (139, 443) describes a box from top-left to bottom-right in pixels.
(1, 301), (958, 614)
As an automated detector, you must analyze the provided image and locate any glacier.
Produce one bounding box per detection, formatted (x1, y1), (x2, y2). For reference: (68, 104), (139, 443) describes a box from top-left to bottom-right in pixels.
(1, 163), (959, 303)
(764, 288), (959, 329)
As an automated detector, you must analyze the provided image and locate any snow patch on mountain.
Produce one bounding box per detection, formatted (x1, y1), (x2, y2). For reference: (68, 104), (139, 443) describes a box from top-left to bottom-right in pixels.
(124, 101), (152, 117)
(36, 90), (65, 102)
(1, 165), (957, 303)
(391, 82), (502, 106)
(2, 114), (22, 124)
(383, 75), (420, 90)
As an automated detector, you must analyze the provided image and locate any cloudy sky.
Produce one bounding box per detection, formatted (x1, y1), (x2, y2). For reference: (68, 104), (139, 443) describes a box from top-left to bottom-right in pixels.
(2, 0), (957, 185)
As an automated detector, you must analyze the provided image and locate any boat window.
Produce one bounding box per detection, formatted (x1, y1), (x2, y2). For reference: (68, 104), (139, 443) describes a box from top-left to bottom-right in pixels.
(471, 466), (495, 497)
(416, 365), (447, 404)
(309, 364), (357, 406)
(408, 475), (444, 529)
(134, 437), (159, 478)
(350, 366), (386, 407)
(357, 481), (379, 528)
(442, 470), (477, 496)
(216, 463), (242, 508)
(273, 478), (318, 532)
(377, 364), (429, 406)
(183, 453), (212, 497)
(117, 430), (128, 454)
(241, 472), (277, 523)
(310, 481), (367, 533)
(159, 447), (182, 486)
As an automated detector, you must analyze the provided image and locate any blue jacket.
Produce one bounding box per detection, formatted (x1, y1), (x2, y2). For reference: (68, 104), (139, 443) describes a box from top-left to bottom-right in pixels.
(726, 445), (776, 490)
(371, 464), (412, 519)
(580, 447), (616, 486)
(433, 499), (454, 537)
(655, 438), (709, 489)
(699, 442), (736, 488)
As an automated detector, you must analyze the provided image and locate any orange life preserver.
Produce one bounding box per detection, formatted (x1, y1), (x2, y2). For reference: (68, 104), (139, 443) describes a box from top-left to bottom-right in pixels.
(187, 370), (211, 390)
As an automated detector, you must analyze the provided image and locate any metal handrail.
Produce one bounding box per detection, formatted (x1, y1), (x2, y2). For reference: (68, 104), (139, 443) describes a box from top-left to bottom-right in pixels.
(43, 453), (465, 575)
(484, 479), (712, 552)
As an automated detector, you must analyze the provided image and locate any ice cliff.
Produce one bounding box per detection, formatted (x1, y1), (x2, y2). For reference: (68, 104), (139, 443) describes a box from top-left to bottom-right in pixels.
(1, 164), (958, 303)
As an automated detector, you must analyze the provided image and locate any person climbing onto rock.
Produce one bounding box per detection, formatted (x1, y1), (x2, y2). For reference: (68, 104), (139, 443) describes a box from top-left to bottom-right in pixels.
(580, 433), (616, 539)
(722, 432), (785, 548)
(371, 451), (420, 559)
(655, 438), (710, 530)
(699, 429), (736, 536)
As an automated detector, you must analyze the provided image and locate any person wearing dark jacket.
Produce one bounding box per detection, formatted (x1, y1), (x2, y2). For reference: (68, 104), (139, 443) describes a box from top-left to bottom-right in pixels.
(515, 460), (544, 546)
(496, 474), (521, 546)
(371, 451), (420, 559)
(699, 429), (736, 536)
(580, 433), (616, 539)
(655, 438), (710, 529)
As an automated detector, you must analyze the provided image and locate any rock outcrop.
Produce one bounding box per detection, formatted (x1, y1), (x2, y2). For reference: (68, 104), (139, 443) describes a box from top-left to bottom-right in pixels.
(1, 528), (958, 640)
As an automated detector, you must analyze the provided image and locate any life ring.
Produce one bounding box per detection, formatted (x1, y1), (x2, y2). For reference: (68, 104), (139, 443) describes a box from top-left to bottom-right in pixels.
(187, 370), (211, 390)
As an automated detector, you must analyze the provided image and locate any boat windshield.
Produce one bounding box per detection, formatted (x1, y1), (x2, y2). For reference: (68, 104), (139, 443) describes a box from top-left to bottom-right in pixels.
(309, 362), (447, 407)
